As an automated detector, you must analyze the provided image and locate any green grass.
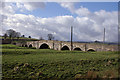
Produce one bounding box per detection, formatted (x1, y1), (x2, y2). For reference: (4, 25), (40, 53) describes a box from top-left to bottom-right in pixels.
(2, 49), (119, 61)
(1, 44), (28, 49)
(1, 44), (120, 79)
(1, 44), (18, 48)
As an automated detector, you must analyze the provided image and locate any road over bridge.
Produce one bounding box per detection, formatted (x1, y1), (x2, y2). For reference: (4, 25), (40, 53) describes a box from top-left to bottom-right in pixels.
(18, 40), (118, 51)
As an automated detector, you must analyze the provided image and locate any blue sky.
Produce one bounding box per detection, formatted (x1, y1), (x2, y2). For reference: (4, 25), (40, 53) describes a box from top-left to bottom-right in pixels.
(76, 2), (118, 12)
(1, 2), (118, 42)
(16, 2), (118, 18)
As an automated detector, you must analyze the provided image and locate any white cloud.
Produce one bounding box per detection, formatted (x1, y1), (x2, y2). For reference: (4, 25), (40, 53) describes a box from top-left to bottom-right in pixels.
(24, 2), (45, 11)
(59, 2), (118, 42)
(60, 2), (75, 13)
(75, 6), (90, 16)
(1, 2), (118, 42)
(16, 2), (46, 11)
(0, 1), (5, 8)
(59, 2), (90, 16)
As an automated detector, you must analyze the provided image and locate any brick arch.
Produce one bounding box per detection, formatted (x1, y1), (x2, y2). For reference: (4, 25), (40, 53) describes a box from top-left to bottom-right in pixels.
(39, 42), (53, 49)
(39, 43), (50, 49)
(21, 44), (24, 47)
(73, 47), (82, 51)
(61, 45), (70, 50)
(29, 44), (33, 48)
(87, 48), (96, 52)
(73, 44), (85, 51)
(25, 44), (28, 47)
(24, 40), (118, 51)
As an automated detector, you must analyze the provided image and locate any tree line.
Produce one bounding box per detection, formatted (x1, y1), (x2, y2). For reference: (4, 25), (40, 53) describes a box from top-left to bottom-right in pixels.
(38, 34), (54, 40)
(3, 29), (55, 40)
(3, 29), (31, 39)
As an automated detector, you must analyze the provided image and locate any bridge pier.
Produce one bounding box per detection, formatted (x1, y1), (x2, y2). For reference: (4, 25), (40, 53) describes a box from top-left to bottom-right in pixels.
(17, 40), (118, 52)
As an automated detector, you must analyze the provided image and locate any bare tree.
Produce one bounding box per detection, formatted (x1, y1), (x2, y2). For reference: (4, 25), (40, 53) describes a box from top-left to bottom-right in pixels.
(6, 29), (21, 39)
(6, 29), (16, 39)
(47, 34), (54, 40)
(3, 33), (8, 39)
(16, 32), (21, 39)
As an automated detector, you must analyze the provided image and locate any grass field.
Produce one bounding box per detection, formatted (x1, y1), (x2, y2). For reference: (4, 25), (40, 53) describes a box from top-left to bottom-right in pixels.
(1, 44), (120, 79)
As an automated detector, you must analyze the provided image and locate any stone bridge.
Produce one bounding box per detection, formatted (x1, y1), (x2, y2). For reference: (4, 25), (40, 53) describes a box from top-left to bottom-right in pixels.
(18, 40), (118, 51)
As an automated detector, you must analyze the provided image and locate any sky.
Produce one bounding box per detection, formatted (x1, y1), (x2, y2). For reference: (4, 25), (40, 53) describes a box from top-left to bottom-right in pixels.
(0, 1), (118, 42)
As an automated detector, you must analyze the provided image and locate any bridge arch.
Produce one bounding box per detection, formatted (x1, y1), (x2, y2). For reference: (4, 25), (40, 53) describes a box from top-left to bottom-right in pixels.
(61, 45), (70, 50)
(74, 47), (82, 51)
(39, 43), (50, 49)
(25, 45), (28, 47)
(87, 49), (95, 52)
(29, 44), (32, 48)
(22, 45), (24, 47)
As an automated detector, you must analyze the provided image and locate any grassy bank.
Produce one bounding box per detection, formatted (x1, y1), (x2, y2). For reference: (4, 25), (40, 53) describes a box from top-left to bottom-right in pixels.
(1, 44), (120, 79)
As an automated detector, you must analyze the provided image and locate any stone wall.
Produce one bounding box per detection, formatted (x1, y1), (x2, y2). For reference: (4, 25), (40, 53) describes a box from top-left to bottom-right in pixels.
(18, 40), (118, 51)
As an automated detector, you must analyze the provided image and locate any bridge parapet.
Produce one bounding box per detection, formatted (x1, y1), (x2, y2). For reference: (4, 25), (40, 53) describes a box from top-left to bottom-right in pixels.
(18, 40), (118, 51)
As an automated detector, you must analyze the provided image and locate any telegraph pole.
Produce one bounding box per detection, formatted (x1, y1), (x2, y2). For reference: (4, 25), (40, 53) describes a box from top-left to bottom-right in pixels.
(71, 26), (73, 51)
(103, 28), (105, 44)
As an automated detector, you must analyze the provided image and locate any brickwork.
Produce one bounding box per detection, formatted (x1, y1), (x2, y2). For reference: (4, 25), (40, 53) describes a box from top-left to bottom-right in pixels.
(19, 40), (118, 51)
